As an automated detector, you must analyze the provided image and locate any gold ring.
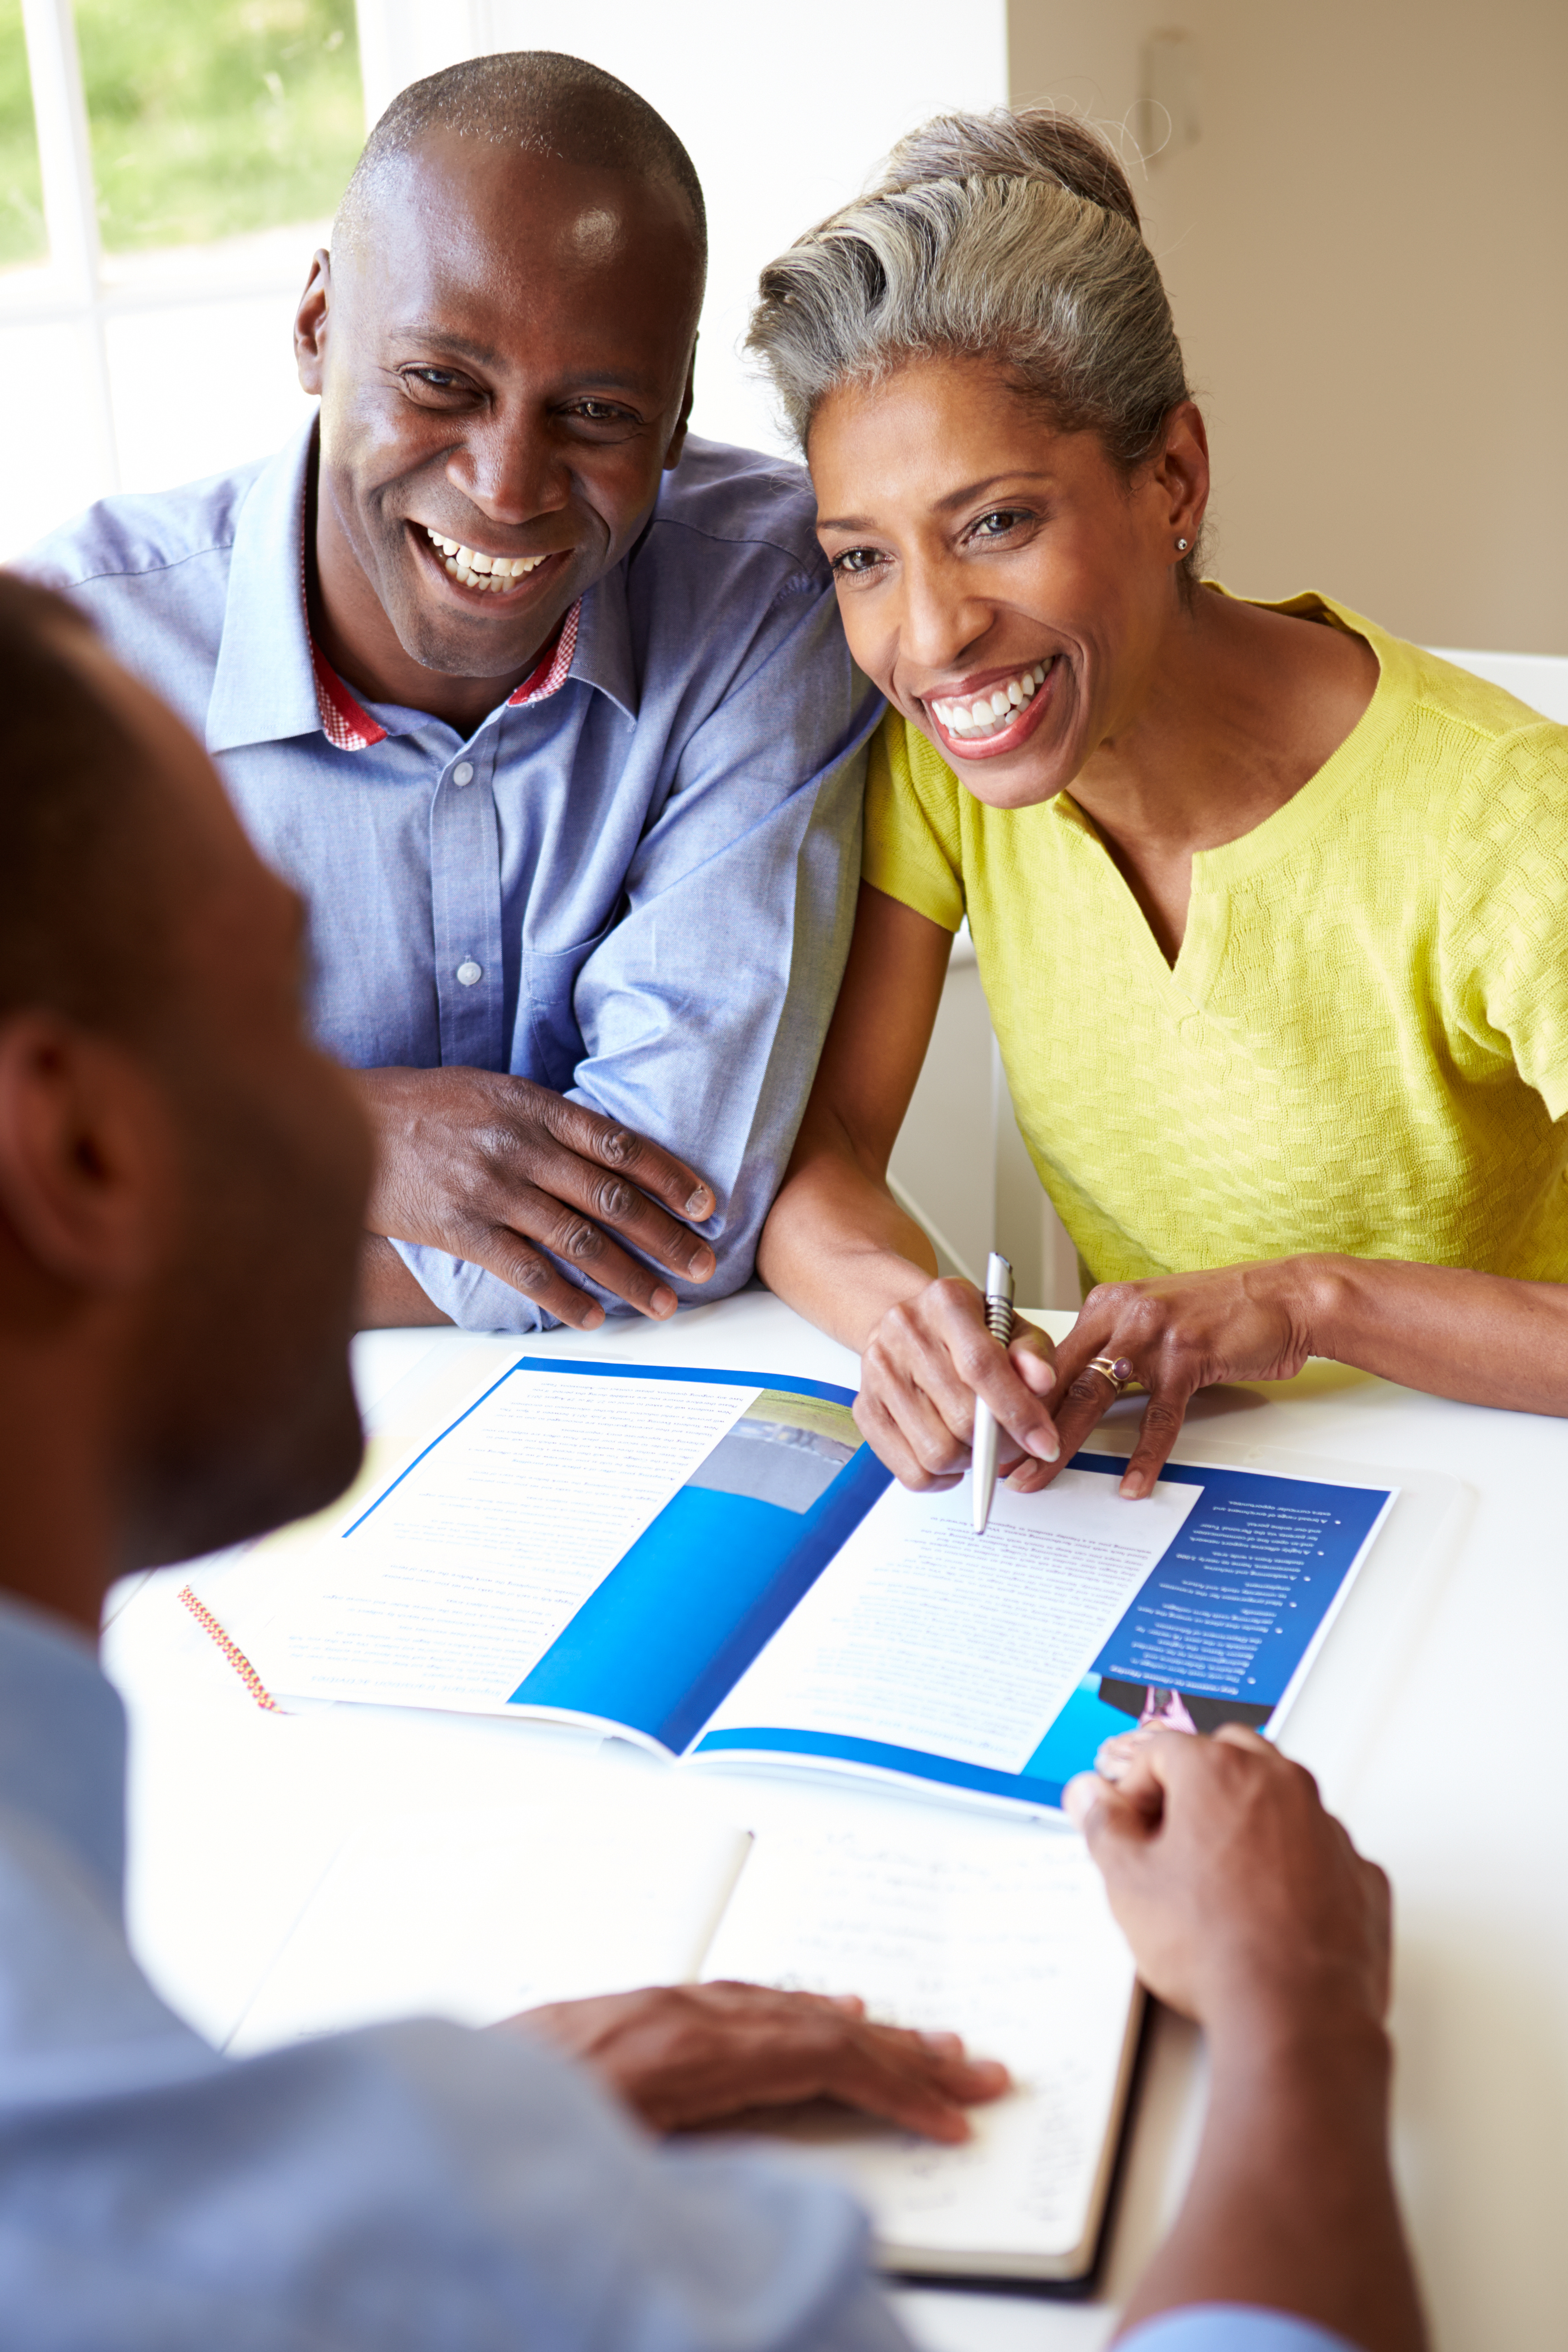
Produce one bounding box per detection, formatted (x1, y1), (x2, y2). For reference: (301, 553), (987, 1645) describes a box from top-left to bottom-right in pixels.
(1087, 1355), (1135, 1393)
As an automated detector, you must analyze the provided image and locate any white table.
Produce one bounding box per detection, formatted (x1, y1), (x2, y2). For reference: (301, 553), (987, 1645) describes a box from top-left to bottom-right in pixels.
(102, 1289), (1568, 2352)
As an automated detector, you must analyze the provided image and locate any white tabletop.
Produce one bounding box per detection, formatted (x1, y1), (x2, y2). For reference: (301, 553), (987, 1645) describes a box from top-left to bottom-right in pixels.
(101, 1290), (1568, 2352)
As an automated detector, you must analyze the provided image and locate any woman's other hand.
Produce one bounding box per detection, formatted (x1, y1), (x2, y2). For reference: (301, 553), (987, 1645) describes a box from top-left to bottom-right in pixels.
(1018, 1257), (1327, 1500)
(855, 1274), (1061, 1489)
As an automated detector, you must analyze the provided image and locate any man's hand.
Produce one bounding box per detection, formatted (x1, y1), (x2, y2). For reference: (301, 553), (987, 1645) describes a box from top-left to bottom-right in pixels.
(1065, 1731), (1424, 2352)
(507, 1979), (1009, 2138)
(1018, 1258), (1330, 1500)
(356, 1067), (719, 1327)
(854, 1275), (1060, 1490)
(1063, 1726), (1391, 2035)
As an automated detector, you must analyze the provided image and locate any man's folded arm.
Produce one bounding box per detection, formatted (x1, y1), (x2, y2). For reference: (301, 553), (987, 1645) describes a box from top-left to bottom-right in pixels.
(395, 580), (881, 1333)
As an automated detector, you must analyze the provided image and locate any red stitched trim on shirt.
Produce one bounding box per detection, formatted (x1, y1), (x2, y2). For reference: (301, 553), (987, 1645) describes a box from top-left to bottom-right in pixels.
(507, 601), (580, 705)
(310, 643), (387, 751)
(308, 598), (578, 750)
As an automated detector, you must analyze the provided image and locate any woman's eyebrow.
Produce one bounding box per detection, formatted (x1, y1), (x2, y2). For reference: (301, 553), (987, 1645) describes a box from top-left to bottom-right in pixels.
(930, 470), (1055, 511)
(818, 471), (1058, 534)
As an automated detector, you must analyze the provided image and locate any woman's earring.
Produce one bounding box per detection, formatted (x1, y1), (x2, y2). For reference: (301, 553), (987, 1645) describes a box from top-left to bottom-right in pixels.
(1176, 537), (1189, 552)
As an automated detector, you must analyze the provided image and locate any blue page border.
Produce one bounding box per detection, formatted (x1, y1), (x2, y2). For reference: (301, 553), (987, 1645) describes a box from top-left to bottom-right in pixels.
(694, 1449), (1393, 1809)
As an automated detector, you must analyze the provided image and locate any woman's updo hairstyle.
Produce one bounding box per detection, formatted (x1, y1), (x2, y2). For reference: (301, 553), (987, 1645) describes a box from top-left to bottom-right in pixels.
(746, 106), (1200, 582)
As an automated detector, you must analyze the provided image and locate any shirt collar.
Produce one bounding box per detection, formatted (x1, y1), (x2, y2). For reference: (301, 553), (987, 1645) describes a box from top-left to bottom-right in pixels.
(0, 1592), (127, 1907)
(206, 415), (622, 754)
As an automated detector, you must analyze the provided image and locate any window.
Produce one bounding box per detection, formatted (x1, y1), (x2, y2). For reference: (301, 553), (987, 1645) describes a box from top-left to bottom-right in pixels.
(0, 0), (366, 555)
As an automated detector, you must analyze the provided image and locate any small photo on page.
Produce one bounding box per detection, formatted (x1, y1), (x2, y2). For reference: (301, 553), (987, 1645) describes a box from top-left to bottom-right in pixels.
(684, 1391), (861, 1515)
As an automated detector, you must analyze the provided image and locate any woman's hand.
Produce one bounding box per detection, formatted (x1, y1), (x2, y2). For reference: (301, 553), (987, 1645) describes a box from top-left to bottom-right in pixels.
(1016, 1258), (1326, 1500)
(854, 1274), (1061, 1490)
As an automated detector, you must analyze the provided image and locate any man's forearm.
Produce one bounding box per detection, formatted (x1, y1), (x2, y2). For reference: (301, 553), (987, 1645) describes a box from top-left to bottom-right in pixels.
(353, 1234), (451, 1329)
(758, 1146), (939, 1352)
(1117, 2008), (1423, 2352)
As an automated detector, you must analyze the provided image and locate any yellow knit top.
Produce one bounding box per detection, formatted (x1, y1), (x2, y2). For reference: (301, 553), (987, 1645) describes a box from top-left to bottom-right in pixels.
(863, 592), (1568, 1287)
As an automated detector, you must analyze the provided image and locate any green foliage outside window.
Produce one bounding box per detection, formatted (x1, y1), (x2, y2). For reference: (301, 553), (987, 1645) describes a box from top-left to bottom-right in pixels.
(0, 3), (45, 269)
(0, 0), (365, 273)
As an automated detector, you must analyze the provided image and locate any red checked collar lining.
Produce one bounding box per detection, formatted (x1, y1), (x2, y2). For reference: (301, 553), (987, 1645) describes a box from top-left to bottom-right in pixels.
(309, 601), (581, 753)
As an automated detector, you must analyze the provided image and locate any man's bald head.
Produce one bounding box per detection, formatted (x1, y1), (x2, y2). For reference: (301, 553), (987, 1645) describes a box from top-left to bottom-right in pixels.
(336, 50), (706, 286)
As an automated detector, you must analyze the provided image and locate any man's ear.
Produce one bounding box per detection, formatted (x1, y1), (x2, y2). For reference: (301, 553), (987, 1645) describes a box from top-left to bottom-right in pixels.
(663, 340), (698, 472)
(294, 250), (332, 397)
(0, 1015), (175, 1296)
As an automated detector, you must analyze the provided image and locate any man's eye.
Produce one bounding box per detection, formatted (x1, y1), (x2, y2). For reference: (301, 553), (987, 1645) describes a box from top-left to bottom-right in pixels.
(831, 546), (886, 578)
(571, 399), (634, 422)
(402, 367), (463, 393)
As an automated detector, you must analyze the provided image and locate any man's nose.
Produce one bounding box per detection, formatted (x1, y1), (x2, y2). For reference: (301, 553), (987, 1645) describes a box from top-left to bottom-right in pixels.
(446, 409), (568, 526)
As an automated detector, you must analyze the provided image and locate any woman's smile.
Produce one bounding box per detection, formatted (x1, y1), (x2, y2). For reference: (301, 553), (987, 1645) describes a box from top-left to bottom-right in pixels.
(921, 655), (1058, 761)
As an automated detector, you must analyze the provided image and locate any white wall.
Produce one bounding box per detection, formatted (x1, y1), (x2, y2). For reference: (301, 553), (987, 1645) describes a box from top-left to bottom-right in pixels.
(1010, 0), (1568, 654)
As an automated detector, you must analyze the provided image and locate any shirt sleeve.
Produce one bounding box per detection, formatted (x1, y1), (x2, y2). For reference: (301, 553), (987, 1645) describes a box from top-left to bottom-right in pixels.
(861, 711), (967, 932)
(1118, 2306), (1361, 2352)
(9, 2004), (911, 2351)
(402, 570), (882, 1333)
(1441, 718), (1568, 1122)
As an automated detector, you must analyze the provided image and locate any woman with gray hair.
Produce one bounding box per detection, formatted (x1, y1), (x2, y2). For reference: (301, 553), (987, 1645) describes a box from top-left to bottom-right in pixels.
(754, 106), (1568, 1499)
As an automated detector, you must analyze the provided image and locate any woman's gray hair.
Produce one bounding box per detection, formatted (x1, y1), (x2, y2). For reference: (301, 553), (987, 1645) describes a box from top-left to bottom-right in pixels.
(746, 106), (1200, 579)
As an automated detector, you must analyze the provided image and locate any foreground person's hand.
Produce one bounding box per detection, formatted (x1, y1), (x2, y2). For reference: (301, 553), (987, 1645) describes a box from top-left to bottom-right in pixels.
(1019, 1257), (1327, 1499)
(507, 1979), (1009, 2138)
(355, 1066), (718, 1326)
(1064, 1725), (1390, 2034)
(854, 1274), (1060, 1490)
(1064, 1732), (1423, 2352)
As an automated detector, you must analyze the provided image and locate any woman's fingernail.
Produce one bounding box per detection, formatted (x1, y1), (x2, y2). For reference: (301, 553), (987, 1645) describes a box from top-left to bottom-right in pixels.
(919, 2030), (964, 2056)
(1029, 1435), (1060, 1461)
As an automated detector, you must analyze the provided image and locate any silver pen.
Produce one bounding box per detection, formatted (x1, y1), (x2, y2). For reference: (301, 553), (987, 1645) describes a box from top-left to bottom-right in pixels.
(971, 1251), (1015, 1535)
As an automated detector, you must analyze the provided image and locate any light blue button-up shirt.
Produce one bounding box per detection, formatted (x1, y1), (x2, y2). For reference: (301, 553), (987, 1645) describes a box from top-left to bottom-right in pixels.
(21, 423), (878, 1329)
(0, 1593), (1357, 2349)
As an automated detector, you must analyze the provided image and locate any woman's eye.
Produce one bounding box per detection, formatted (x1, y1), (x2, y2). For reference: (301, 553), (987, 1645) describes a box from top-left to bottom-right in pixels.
(831, 546), (887, 578)
(972, 509), (1028, 540)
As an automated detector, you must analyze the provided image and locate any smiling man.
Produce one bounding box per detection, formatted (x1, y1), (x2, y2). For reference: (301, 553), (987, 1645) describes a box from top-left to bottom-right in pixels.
(20, 52), (878, 1333)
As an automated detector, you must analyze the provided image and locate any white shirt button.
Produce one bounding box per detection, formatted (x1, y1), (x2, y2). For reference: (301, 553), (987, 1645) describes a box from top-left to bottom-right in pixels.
(456, 960), (483, 987)
(452, 761), (475, 786)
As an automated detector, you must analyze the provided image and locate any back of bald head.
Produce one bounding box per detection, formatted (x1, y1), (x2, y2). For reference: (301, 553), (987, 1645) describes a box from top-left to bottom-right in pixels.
(336, 50), (706, 284)
(0, 576), (170, 1042)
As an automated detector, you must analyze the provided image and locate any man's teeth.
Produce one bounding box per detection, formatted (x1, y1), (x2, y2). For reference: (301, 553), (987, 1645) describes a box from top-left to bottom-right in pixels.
(931, 661), (1054, 740)
(424, 526), (547, 591)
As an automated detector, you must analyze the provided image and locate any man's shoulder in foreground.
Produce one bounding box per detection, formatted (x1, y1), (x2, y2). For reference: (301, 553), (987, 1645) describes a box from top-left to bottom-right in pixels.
(12, 443), (291, 736)
(19, 451), (270, 597)
(649, 433), (827, 582)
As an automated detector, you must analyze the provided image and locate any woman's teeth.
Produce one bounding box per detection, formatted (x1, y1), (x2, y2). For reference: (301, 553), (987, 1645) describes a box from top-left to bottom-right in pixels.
(931, 660), (1054, 740)
(424, 526), (546, 593)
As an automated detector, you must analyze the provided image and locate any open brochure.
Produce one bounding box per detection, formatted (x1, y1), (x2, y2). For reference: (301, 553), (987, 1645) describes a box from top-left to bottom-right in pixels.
(193, 1357), (1398, 1809)
(226, 1774), (1144, 2283)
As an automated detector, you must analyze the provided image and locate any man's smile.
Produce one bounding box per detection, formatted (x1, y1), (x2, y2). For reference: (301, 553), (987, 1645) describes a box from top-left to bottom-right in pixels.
(411, 521), (567, 600)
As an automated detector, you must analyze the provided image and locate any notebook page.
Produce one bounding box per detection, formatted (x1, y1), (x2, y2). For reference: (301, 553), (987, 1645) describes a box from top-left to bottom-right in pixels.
(702, 1467), (1197, 1772)
(244, 1369), (757, 1710)
(701, 1805), (1137, 2265)
(228, 1788), (753, 2056)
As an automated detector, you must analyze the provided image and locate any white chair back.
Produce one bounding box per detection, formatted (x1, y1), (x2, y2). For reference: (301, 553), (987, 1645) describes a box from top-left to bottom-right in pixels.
(1427, 647), (1568, 725)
